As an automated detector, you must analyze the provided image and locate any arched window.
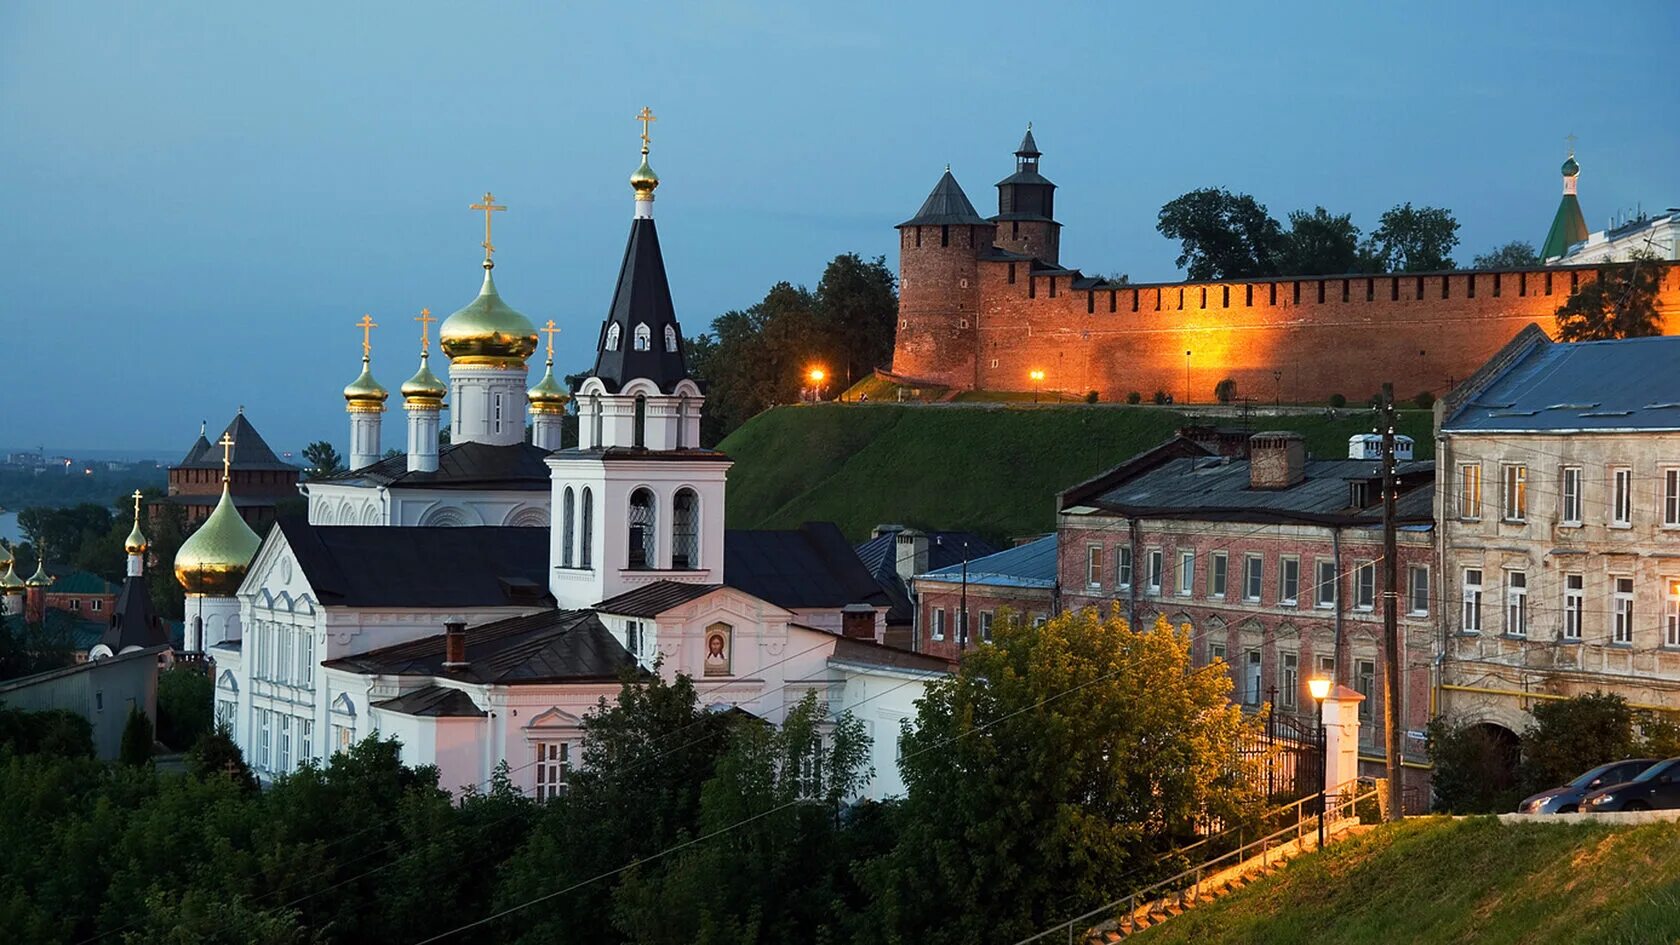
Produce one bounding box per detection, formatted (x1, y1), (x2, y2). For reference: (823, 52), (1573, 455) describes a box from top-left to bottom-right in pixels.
(605, 323), (621, 351)
(633, 395), (647, 448)
(580, 487), (594, 568)
(591, 395), (603, 449)
(664, 325), (678, 352)
(627, 488), (657, 570)
(672, 488), (699, 569)
(561, 487), (576, 568)
(633, 323), (651, 351)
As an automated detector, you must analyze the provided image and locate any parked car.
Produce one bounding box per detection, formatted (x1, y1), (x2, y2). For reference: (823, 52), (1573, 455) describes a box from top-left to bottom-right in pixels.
(1517, 759), (1659, 813)
(1582, 757), (1680, 812)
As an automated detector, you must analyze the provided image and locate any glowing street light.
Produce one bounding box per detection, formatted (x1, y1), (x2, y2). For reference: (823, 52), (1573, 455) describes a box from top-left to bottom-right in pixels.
(1308, 675), (1333, 847)
(1029, 369), (1045, 403)
(807, 367), (827, 403)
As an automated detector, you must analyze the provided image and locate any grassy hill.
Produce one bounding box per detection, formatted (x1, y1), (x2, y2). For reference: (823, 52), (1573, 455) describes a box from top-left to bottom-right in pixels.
(1129, 816), (1680, 945)
(718, 404), (1435, 542)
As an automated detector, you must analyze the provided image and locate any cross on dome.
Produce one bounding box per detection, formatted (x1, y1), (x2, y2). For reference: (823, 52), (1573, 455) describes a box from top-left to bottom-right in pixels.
(636, 106), (656, 151)
(416, 307), (436, 352)
(357, 313), (378, 358)
(470, 192), (507, 265)
(217, 432), (236, 483)
(541, 319), (561, 361)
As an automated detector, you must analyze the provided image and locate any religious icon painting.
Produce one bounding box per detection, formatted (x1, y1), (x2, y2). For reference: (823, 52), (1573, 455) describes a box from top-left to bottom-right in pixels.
(703, 622), (732, 677)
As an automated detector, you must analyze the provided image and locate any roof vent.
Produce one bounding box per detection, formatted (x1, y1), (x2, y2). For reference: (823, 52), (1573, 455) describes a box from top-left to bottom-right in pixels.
(443, 621), (468, 669)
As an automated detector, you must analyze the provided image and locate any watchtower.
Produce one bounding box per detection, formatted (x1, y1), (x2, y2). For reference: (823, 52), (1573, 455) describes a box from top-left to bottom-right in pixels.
(991, 125), (1060, 264)
(892, 168), (992, 387)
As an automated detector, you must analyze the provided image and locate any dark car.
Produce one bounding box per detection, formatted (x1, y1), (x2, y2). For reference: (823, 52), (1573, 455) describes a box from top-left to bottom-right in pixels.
(1582, 757), (1680, 812)
(1518, 759), (1659, 813)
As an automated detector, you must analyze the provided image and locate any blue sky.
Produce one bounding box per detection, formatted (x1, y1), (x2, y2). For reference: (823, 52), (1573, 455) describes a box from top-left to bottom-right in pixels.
(2, 0), (1675, 454)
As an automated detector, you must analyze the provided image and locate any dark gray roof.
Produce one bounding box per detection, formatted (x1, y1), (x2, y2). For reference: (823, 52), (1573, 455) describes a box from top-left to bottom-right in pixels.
(322, 441), (552, 490)
(326, 609), (639, 685)
(589, 218), (691, 394)
(828, 635), (953, 673)
(854, 527), (999, 626)
(596, 580), (722, 617)
(276, 519), (552, 608)
(921, 533), (1058, 590)
(724, 523), (891, 611)
(1078, 456), (1435, 527)
(102, 575), (168, 653)
(174, 414), (296, 472)
(1444, 335), (1680, 433)
(899, 170), (991, 227)
(0, 644), (169, 693)
(373, 685), (486, 718)
(1016, 126), (1040, 156)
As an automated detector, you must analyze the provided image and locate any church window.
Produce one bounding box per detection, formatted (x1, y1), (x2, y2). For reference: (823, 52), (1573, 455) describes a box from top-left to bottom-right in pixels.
(561, 487), (576, 568)
(628, 488), (657, 570)
(278, 715), (292, 772)
(257, 710), (272, 771)
(633, 395), (647, 448)
(665, 325), (678, 353)
(534, 741), (570, 800)
(605, 323), (621, 351)
(634, 323), (651, 351)
(278, 626), (293, 686)
(580, 488), (594, 568)
(591, 396), (603, 448)
(300, 720), (313, 765)
(672, 488), (699, 570)
(300, 630), (313, 688)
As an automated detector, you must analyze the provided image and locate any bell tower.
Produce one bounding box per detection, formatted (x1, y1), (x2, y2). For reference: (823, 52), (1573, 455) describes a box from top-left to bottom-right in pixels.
(991, 124), (1060, 264)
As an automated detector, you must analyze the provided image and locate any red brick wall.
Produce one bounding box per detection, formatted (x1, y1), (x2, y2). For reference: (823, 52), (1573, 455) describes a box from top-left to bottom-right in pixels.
(893, 251), (1680, 404)
(892, 224), (991, 386)
(915, 582), (1053, 662)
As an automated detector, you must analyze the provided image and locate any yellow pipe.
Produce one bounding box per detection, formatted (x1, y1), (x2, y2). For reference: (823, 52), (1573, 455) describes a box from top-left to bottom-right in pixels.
(1358, 754), (1433, 770)
(1440, 683), (1678, 714)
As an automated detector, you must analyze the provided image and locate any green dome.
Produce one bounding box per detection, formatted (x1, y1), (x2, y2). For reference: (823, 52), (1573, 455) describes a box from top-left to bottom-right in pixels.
(1562, 155), (1579, 177)
(527, 361), (570, 412)
(0, 560), (23, 591)
(401, 352), (448, 403)
(440, 267), (538, 365)
(26, 557), (53, 587)
(174, 485), (261, 596)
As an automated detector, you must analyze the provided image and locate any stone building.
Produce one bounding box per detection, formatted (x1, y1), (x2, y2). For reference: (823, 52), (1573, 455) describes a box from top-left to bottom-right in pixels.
(166, 412), (299, 529)
(910, 533), (1058, 660)
(1437, 327), (1680, 744)
(892, 131), (1680, 403)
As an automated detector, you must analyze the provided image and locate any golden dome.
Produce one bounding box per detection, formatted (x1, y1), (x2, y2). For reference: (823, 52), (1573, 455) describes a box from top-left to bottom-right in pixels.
(344, 356), (389, 411)
(26, 557), (53, 587)
(0, 559), (23, 591)
(631, 150), (660, 199)
(0, 544), (11, 570)
(174, 485), (261, 596)
(440, 267), (538, 365)
(124, 520), (149, 556)
(527, 360), (570, 414)
(402, 351), (449, 406)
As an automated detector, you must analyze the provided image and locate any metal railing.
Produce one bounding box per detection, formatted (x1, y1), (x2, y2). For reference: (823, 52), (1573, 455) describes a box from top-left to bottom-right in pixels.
(1022, 778), (1383, 945)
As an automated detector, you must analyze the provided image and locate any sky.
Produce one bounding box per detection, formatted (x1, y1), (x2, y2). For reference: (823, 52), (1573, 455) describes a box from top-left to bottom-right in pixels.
(2, 1), (1676, 455)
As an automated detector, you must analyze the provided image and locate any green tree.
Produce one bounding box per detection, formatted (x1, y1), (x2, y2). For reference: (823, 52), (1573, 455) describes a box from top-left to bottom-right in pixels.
(120, 707), (154, 766)
(1472, 241), (1540, 270)
(1214, 378), (1238, 403)
(688, 282), (822, 440)
(156, 667), (214, 750)
(1518, 692), (1641, 794)
(300, 441), (345, 479)
(1279, 206), (1372, 275)
(186, 724), (258, 791)
(1156, 188), (1285, 280)
(1554, 254), (1664, 341)
(814, 252), (898, 387)
(0, 707), (95, 757)
(1426, 716), (1521, 813)
(1365, 203), (1459, 272)
(858, 610), (1263, 945)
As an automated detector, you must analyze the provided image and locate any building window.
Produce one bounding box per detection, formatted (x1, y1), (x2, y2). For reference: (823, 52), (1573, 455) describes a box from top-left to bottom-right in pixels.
(625, 619), (643, 658)
(278, 714), (292, 772)
(932, 607), (946, 642)
(90, 599), (102, 612)
(216, 699), (236, 730)
(633, 395), (647, 448)
(1502, 464), (1527, 522)
(633, 323), (651, 351)
(1458, 464), (1482, 520)
(1317, 654), (1336, 681)
(1356, 660), (1376, 721)
(1279, 653), (1299, 710)
(1116, 546), (1133, 589)
(561, 487), (576, 568)
(1614, 577), (1635, 645)
(534, 741), (571, 801)
(590, 395), (603, 448)
(1177, 551), (1195, 597)
(1243, 555), (1263, 602)
(1279, 556), (1300, 606)
(604, 323), (621, 351)
(257, 709), (272, 771)
(980, 611), (994, 643)
(627, 488), (657, 570)
(1147, 549), (1163, 595)
(1611, 466), (1633, 527)
(278, 626), (293, 686)
(1086, 545), (1105, 588)
(1561, 466), (1583, 526)
(579, 488), (594, 568)
(300, 631), (314, 688)
(1666, 470), (1680, 527)
(664, 325), (678, 353)
(300, 719), (313, 765)
(1408, 566), (1430, 616)
(1667, 582), (1680, 648)
(1564, 573), (1584, 641)
(1505, 570), (1528, 638)
(1354, 562), (1375, 611)
(1244, 650), (1262, 706)
(68, 599), (79, 611)
(333, 723), (355, 754)
(1463, 568), (1484, 633)
(1209, 642), (1227, 665)
(1315, 560), (1337, 609)
(1210, 552), (1227, 598)
(671, 488), (699, 570)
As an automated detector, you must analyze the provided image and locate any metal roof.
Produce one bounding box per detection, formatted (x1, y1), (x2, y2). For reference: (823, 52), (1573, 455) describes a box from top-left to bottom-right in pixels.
(854, 527), (999, 625)
(898, 170), (991, 227)
(321, 441), (553, 490)
(372, 685), (487, 718)
(1083, 456), (1435, 527)
(1444, 335), (1680, 433)
(173, 414), (297, 472)
(595, 580), (722, 617)
(589, 217), (693, 394)
(920, 533), (1058, 589)
(724, 523), (891, 610)
(276, 520), (552, 608)
(326, 608), (640, 685)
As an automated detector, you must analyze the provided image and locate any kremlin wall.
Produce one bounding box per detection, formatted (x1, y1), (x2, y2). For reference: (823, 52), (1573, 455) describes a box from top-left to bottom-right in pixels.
(891, 135), (1680, 403)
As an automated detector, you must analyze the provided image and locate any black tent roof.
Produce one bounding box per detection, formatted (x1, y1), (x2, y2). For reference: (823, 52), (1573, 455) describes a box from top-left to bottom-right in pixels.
(174, 413), (296, 472)
(589, 217), (690, 394)
(1016, 126), (1040, 156)
(898, 170), (991, 227)
(100, 575), (169, 653)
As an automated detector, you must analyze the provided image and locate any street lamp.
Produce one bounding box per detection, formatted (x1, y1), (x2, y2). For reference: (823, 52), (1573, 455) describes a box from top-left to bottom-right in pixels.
(1030, 369), (1045, 403)
(807, 368), (826, 403)
(1308, 675), (1332, 848)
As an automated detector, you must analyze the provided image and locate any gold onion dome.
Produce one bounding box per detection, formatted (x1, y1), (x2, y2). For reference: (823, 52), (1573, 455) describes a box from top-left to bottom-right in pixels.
(124, 520), (149, 556)
(527, 362), (570, 413)
(26, 557), (53, 587)
(440, 268), (539, 365)
(344, 356), (389, 409)
(630, 151), (660, 199)
(174, 486), (261, 596)
(402, 352), (448, 405)
(0, 559), (23, 591)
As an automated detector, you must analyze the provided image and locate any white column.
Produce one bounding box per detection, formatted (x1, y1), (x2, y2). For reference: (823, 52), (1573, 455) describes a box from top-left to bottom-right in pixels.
(407, 405), (441, 472)
(449, 364), (529, 446)
(531, 412), (564, 451)
(188, 595), (243, 652)
(1322, 685), (1365, 794)
(348, 410), (383, 471)
(126, 553), (143, 578)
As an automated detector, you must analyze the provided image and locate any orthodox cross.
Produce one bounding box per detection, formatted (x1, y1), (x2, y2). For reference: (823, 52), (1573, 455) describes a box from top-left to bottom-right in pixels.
(1565, 132), (1577, 157)
(540, 319), (561, 360)
(471, 192), (507, 259)
(218, 432), (236, 483)
(357, 314), (378, 358)
(131, 489), (144, 520)
(416, 308), (435, 353)
(636, 106), (656, 150)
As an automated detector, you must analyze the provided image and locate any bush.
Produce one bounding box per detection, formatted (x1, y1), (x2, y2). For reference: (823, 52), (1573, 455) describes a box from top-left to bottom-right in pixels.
(1126, 391), (1142, 405)
(1367, 393), (1384, 408)
(1426, 716), (1521, 813)
(1520, 692), (1644, 794)
(1328, 393), (1347, 408)
(1214, 378), (1237, 404)
(1414, 391), (1436, 409)
(120, 706), (154, 766)
(156, 666), (214, 750)
(1152, 389), (1170, 405)
(1084, 390), (1099, 404)
(0, 707), (94, 758)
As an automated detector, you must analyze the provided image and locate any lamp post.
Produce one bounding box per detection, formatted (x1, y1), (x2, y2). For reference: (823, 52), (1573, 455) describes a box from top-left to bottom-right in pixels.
(1308, 675), (1332, 848)
(1030, 369), (1045, 403)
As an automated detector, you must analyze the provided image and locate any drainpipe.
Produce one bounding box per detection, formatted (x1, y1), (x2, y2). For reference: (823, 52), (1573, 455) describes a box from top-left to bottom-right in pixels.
(1127, 518), (1142, 629)
(1331, 526), (1344, 685)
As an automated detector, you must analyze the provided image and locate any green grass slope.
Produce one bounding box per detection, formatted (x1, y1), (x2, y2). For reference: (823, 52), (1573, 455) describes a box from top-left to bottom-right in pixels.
(1130, 817), (1680, 945)
(718, 404), (1434, 542)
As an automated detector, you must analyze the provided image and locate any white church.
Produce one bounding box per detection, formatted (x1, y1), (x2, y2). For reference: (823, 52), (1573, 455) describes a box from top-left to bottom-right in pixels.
(190, 118), (945, 801)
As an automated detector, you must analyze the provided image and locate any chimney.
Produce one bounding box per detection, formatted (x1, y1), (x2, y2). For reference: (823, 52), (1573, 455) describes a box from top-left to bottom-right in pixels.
(1249, 432), (1306, 489)
(841, 604), (877, 641)
(894, 529), (929, 582)
(443, 621), (467, 669)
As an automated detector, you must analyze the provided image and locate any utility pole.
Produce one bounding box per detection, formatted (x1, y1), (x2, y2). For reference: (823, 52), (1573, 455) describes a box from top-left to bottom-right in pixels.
(959, 540), (970, 651)
(1379, 382), (1403, 820)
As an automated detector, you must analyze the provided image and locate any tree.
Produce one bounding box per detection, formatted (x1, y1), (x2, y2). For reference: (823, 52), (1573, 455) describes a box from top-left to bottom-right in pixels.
(1425, 717), (1521, 814)
(300, 441), (345, 479)
(687, 282), (822, 441)
(814, 252), (898, 386)
(1472, 241), (1540, 270)
(1553, 254), (1664, 341)
(1156, 188), (1285, 280)
(156, 667), (214, 750)
(0, 707), (94, 757)
(1519, 692), (1640, 794)
(858, 610), (1263, 945)
(120, 706), (154, 766)
(186, 724), (258, 791)
(1214, 378), (1238, 403)
(1279, 207), (1371, 275)
(1365, 203), (1459, 272)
